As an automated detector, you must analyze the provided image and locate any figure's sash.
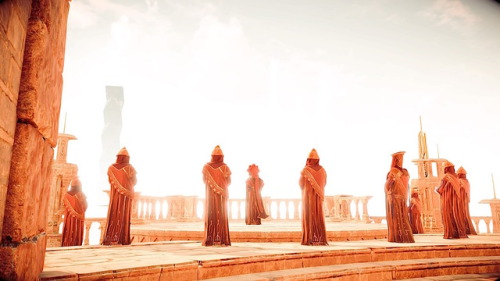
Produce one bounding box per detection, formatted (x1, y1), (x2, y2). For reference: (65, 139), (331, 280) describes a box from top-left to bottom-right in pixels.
(459, 178), (471, 202)
(444, 173), (461, 195)
(108, 166), (135, 198)
(63, 194), (85, 221)
(302, 167), (325, 200)
(203, 165), (228, 197)
(388, 167), (407, 195)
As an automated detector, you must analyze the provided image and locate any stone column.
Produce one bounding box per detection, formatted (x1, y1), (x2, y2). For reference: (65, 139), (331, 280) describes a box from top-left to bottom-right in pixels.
(0, 0), (71, 279)
(99, 86), (124, 189)
(479, 199), (500, 233)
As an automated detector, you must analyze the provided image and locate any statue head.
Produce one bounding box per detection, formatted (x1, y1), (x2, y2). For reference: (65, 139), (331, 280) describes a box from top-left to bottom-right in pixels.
(70, 176), (82, 192)
(116, 147), (130, 164)
(211, 145), (224, 163)
(457, 166), (467, 178)
(247, 164), (260, 177)
(444, 161), (455, 174)
(306, 148), (320, 166)
(390, 151), (405, 168)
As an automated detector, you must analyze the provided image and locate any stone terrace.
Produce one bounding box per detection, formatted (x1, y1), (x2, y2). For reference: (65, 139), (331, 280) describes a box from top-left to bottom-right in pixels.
(41, 234), (500, 280)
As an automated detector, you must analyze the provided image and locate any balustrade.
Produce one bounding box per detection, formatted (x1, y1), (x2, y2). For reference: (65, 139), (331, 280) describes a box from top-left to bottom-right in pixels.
(367, 215), (493, 234)
(129, 194), (372, 222)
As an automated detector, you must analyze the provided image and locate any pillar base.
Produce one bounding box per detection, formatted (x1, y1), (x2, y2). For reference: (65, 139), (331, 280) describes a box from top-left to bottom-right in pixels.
(0, 234), (47, 280)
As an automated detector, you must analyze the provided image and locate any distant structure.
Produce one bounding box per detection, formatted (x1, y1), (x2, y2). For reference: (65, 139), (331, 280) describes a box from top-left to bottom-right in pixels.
(410, 118), (448, 233)
(99, 86), (124, 188)
(47, 128), (78, 247)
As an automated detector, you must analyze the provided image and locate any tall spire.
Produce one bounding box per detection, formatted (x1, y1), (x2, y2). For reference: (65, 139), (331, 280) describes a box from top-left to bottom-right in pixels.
(493, 174), (497, 199)
(63, 112), (67, 134)
(418, 116), (428, 159)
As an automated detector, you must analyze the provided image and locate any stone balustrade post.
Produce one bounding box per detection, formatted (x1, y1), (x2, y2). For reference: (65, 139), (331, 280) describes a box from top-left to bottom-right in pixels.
(361, 196), (372, 223)
(238, 200), (243, 219)
(293, 200), (300, 220)
(84, 221), (92, 246)
(132, 192), (141, 219)
(99, 221), (106, 244)
(353, 198), (360, 221)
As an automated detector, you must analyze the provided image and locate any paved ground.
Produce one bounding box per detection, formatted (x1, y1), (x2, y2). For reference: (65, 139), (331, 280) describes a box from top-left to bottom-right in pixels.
(43, 234), (500, 276)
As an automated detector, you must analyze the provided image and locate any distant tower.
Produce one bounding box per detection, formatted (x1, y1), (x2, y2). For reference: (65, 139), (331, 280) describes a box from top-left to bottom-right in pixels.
(47, 125), (78, 247)
(418, 117), (431, 178)
(410, 118), (447, 233)
(100, 86), (124, 188)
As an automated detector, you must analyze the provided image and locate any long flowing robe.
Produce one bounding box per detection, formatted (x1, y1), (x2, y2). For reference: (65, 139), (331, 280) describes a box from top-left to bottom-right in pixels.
(61, 192), (88, 246)
(102, 164), (137, 245)
(409, 196), (424, 234)
(458, 177), (477, 235)
(436, 173), (468, 239)
(299, 166), (328, 246)
(385, 167), (415, 243)
(245, 177), (268, 225)
(202, 164), (231, 246)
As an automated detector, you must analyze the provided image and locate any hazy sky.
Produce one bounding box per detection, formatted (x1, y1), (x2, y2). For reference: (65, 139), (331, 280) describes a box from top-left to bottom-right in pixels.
(61, 0), (500, 216)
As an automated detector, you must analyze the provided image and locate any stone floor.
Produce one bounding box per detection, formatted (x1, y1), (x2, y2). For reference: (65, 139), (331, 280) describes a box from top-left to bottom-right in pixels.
(41, 231), (500, 280)
(130, 220), (389, 243)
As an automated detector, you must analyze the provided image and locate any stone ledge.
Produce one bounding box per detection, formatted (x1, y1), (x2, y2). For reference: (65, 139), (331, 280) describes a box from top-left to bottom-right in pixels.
(204, 256), (500, 281)
(41, 238), (500, 281)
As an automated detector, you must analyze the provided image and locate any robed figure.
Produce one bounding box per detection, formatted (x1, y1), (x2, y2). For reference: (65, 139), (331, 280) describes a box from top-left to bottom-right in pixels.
(202, 145), (232, 246)
(102, 147), (137, 245)
(245, 164), (269, 225)
(408, 191), (424, 234)
(436, 161), (467, 239)
(457, 167), (477, 235)
(384, 151), (414, 243)
(299, 149), (328, 246)
(61, 177), (88, 246)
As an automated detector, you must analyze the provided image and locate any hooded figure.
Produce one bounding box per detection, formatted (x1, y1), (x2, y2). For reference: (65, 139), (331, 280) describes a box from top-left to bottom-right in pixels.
(299, 149), (328, 245)
(384, 151), (414, 243)
(436, 161), (467, 239)
(202, 145), (232, 246)
(457, 167), (477, 235)
(61, 176), (88, 246)
(409, 191), (424, 234)
(245, 164), (269, 225)
(102, 147), (137, 245)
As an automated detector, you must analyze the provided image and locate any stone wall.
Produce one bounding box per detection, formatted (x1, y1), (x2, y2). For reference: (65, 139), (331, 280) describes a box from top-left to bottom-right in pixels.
(0, 0), (70, 280)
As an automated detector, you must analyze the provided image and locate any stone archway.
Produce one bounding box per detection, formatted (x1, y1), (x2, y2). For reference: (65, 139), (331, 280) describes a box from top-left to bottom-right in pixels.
(0, 0), (71, 279)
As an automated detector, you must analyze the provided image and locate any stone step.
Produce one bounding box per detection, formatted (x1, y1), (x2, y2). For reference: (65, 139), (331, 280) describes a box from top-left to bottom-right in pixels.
(400, 273), (500, 280)
(203, 256), (500, 281)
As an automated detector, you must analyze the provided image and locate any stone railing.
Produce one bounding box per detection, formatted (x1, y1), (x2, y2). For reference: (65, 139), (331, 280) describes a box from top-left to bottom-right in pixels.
(471, 216), (493, 234)
(83, 217), (107, 246)
(129, 194), (373, 223)
(367, 215), (493, 234)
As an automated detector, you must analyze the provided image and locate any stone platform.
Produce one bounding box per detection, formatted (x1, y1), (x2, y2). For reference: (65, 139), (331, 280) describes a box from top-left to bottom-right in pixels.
(130, 221), (389, 243)
(41, 234), (500, 280)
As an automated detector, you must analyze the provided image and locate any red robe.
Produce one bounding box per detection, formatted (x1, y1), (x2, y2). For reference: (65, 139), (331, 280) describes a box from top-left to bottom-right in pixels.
(458, 177), (477, 235)
(245, 177), (268, 225)
(409, 196), (424, 234)
(61, 192), (87, 246)
(299, 166), (328, 246)
(202, 164), (231, 246)
(436, 173), (467, 239)
(385, 167), (414, 243)
(102, 164), (137, 245)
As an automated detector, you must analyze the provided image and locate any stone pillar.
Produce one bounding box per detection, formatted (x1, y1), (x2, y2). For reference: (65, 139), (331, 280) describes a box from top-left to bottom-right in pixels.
(479, 199), (500, 233)
(0, 0), (71, 279)
(99, 86), (124, 189)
